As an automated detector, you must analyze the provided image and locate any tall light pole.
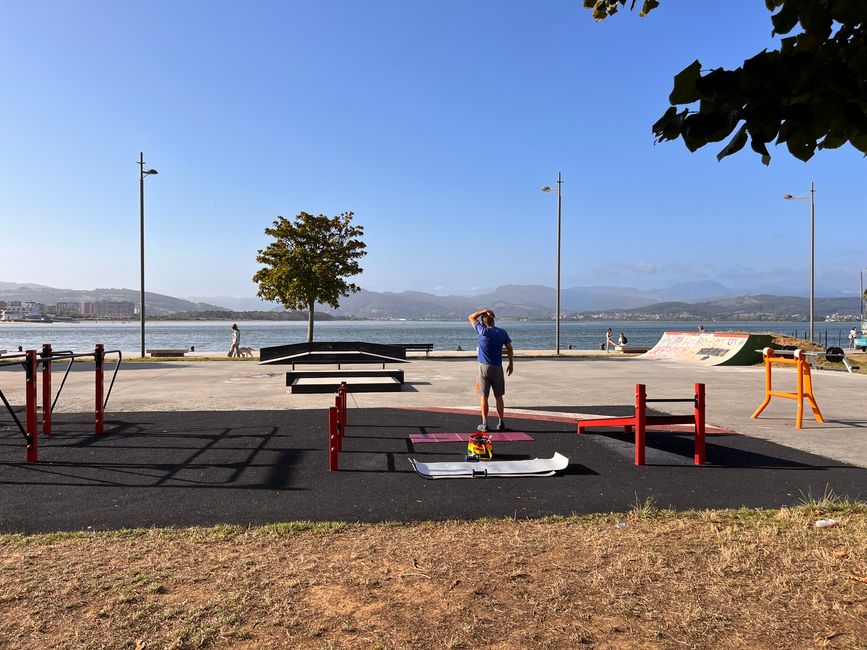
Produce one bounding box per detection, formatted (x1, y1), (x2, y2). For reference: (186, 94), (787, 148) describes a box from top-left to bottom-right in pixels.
(541, 173), (563, 355)
(783, 181), (815, 343)
(138, 152), (158, 358)
(861, 268), (866, 330)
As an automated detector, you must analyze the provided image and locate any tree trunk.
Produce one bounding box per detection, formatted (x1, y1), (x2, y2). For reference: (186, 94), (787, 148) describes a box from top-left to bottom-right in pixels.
(307, 301), (315, 342)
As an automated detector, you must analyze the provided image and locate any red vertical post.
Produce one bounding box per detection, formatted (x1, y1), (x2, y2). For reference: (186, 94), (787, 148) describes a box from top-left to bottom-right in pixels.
(328, 406), (339, 470)
(41, 344), (52, 435)
(694, 383), (706, 465)
(95, 344), (105, 434)
(340, 382), (347, 429)
(334, 394), (343, 452)
(635, 383), (646, 466)
(25, 350), (38, 462)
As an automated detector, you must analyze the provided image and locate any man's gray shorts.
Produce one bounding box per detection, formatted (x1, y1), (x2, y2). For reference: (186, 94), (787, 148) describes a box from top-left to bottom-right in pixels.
(478, 363), (505, 398)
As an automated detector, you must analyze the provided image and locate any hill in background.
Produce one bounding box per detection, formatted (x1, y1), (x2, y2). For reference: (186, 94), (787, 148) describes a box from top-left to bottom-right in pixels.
(1, 281), (861, 320)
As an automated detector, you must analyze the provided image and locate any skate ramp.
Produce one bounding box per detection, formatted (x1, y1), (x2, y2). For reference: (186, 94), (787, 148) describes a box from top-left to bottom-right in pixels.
(643, 332), (772, 366)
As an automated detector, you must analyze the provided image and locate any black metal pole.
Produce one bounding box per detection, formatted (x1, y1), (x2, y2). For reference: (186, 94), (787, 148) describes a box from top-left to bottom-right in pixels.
(139, 152), (146, 358)
(556, 172), (562, 356)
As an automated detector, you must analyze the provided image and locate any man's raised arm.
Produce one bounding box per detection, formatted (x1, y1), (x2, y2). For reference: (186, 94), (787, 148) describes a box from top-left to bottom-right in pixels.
(468, 309), (488, 327)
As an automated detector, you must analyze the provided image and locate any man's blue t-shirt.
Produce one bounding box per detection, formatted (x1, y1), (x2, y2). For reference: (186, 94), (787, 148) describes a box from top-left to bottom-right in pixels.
(474, 321), (512, 366)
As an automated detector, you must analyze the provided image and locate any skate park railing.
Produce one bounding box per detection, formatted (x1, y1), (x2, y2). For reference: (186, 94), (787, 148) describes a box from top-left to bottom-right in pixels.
(260, 341), (408, 370)
(0, 344), (122, 462)
(577, 383), (706, 465)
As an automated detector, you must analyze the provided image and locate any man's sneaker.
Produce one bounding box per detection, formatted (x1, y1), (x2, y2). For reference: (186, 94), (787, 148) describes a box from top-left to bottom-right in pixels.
(476, 422), (489, 432)
(495, 421), (506, 431)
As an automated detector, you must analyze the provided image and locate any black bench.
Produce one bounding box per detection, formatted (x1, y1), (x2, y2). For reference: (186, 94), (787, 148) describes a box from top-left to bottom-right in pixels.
(396, 343), (434, 356)
(147, 348), (190, 358)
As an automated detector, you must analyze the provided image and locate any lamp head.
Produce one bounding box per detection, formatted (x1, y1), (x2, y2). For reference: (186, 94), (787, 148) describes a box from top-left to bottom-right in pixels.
(541, 186), (552, 192)
(145, 169), (159, 176)
(783, 194), (794, 200)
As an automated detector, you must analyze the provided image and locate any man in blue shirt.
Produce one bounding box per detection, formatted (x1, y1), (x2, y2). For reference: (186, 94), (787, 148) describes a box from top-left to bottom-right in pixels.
(468, 308), (514, 432)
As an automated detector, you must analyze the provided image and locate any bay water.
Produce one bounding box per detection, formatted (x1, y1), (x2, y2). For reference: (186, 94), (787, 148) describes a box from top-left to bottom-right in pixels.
(0, 320), (856, 354)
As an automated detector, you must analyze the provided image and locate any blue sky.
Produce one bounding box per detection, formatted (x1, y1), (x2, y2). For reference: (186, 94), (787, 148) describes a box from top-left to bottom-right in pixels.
(1, 1), (863, 299)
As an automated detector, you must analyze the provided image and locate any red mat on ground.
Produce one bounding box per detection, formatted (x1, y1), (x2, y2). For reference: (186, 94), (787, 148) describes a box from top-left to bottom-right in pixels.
(410, 432), (534, 443)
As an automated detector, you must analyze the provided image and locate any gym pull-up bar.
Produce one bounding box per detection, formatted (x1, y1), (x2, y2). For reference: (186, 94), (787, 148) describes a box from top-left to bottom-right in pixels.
(0, 344), (123, 461)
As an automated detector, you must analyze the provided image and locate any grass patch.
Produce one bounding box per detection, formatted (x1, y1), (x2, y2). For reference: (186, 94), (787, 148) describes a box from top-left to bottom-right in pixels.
(1, 509), (866, 648)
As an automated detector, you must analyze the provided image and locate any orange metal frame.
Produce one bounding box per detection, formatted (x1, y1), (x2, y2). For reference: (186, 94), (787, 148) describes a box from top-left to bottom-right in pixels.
(751, 348), (823, 429)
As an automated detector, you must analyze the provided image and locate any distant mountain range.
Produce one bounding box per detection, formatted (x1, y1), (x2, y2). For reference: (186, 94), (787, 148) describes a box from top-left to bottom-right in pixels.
(0, 282), (222, 316)
(2, 281), (861, 320)
(587, 294), (860, 321)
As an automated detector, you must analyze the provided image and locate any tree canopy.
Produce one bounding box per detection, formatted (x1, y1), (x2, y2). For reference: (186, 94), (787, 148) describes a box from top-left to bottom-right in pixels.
(584, 0), (867, 164)
(253, 211), (366, 342)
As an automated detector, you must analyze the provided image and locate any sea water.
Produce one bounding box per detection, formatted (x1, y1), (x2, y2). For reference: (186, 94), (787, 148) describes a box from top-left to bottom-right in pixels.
(0, 320), (856, 353)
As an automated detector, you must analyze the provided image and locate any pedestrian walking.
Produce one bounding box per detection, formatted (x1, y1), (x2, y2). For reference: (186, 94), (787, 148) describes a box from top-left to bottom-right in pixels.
(228, 323), (241, 358)
(604, 327), (614, 352)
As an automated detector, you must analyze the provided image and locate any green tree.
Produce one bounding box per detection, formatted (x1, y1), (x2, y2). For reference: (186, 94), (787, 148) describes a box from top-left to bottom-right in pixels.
(253, 211), (366, 342)
(584, 0), (867, 164)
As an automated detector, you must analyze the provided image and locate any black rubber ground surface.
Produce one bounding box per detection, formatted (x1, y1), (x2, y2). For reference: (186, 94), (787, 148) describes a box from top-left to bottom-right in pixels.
(1, 408), (865, 533)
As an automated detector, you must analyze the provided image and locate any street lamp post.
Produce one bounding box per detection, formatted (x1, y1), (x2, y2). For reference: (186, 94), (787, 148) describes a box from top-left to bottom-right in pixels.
(783, 181), (815, 343)
(541, 173), (563, 355)
(138, 152), (158, 358)
(860, 268), (866, 330)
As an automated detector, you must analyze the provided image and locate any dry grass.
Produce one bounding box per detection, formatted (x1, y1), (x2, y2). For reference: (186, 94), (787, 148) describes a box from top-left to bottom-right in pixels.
(2, 502), (866, 649)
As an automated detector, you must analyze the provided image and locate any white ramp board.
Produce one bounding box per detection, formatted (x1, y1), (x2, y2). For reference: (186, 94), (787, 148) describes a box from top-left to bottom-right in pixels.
(410, 452), (569, 479)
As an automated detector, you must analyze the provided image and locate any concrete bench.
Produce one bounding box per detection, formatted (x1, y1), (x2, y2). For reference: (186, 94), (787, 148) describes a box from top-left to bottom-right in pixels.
(396, 343), (434, 356)
(147, 349), (190, 357)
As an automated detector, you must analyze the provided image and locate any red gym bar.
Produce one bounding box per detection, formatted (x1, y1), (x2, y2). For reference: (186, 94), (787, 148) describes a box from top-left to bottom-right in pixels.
(41, 344), (52, 436)
(328, 406), (339, 471)
(327, 382), (350, 470)
(0, 343), (122, 461)
(25, 350), (38, 462)
(577, 383), (707, 466)
(95, 344), (104, 434)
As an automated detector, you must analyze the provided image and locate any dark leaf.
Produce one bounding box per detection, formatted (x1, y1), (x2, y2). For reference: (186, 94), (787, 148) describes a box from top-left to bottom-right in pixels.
(640, 0), (660, 16)
(771, 0), (802, 36)
(850, 132), (867, 154)
(652, 106), (688, 142)
(669, 60), (702, 105)
(748, 131), (773, 165)
(717, 123), (749, 161)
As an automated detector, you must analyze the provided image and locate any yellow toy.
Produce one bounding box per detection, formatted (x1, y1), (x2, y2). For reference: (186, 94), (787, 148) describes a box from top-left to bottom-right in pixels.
(466, 432), (493, 462)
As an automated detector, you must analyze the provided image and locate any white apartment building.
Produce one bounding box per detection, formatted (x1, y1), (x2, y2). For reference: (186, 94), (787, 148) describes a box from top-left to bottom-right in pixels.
(0, 301), (43, 321)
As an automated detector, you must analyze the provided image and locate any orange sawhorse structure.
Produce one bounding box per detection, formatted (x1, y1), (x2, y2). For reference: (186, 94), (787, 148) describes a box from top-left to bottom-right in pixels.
(577, 383), (706, 465)
(751, 347), (823, 429)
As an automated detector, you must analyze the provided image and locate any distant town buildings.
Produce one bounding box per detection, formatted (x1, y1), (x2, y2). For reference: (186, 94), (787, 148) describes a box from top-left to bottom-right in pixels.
(0, 300), (136, 321)
(0, 301), (43, 321)
(54, 301), (135, 319)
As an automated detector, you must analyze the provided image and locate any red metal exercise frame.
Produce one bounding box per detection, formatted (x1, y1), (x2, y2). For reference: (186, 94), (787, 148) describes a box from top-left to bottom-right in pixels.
(1, 344), (118, 462)
(577, 383), (706, 465)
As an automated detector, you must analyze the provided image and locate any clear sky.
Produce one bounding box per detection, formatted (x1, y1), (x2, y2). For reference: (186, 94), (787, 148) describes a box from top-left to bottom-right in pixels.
(1, 1), (863, 299)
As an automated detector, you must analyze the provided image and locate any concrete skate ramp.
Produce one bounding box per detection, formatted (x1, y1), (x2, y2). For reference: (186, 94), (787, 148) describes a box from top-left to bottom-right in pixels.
(643, 332), (773, 366)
